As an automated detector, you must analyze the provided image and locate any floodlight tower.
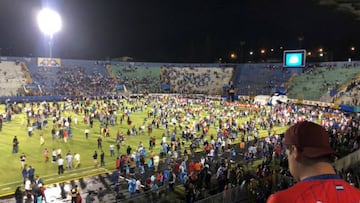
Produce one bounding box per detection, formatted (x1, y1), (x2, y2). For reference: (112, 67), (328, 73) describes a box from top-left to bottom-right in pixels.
(37, 8), (62, 58)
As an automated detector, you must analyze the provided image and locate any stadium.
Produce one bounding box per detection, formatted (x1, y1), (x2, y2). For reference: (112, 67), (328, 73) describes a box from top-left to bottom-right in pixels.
(0, 1), (360, 203)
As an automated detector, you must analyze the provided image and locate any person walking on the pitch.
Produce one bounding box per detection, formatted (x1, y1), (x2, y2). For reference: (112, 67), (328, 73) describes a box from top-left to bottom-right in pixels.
(20, 153), (26, 169)
(58, 155), (64, 175)
(66, 151), (73, 169)
(12, 136), (19, 153)
(97, 137), (102, 149)
(100, 150), (105, 167)
(74, 152), (80, 168)
(93, 151), (98, 168)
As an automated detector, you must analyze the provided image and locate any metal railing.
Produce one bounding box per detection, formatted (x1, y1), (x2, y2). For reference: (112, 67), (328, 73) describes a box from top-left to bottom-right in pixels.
(195, 185), (248, 203)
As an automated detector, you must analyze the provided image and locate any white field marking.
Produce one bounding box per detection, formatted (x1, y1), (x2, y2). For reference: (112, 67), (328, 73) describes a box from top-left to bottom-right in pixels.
(0, 187), (11, 190)
(0, 166), (102, 187)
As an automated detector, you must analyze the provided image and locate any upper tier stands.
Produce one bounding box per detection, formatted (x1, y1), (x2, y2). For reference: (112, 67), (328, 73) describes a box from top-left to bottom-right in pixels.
(287, 63), (360, 101)
(1, 56), (359, 108)
(110, 63), (161, 93)
(161, 66), (234, 94)
(233, 63), (292, 95)
(24, 58), (113, 96)
(0, 61), (27, 96)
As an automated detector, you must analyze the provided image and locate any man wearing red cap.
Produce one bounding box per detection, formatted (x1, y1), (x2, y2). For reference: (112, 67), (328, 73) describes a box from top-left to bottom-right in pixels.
(267, 121), (360, 203)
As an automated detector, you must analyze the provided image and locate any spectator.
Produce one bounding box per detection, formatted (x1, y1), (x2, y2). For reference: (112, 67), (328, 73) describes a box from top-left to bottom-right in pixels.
(267, 121), (360, 202)
(58, 156), (64, 175)
(14, 186), (23, 203)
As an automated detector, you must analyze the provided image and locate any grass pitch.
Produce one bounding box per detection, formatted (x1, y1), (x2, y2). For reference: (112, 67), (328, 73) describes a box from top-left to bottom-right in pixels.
(0, 99), (287, 196)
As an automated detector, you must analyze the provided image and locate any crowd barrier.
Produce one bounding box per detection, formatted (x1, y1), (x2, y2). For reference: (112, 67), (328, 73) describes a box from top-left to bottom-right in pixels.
(333, 149), (360, 172)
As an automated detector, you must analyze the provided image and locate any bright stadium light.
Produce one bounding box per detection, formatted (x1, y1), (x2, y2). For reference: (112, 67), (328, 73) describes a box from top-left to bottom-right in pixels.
(37, 8), (62, 58)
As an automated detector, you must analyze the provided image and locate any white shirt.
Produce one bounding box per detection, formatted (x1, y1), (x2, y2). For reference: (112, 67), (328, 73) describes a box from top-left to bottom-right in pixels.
(74, 153), (80, 162)
(58, 158), (64, 166)
(208, 149), (215, 157)
(25, 179), (31, 190)
(136, 180), (141, 190)
(153, 155), (160, 166)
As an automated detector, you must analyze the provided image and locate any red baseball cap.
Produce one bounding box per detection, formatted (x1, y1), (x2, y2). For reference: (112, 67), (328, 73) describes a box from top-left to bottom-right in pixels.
(283, 121), (335, 158)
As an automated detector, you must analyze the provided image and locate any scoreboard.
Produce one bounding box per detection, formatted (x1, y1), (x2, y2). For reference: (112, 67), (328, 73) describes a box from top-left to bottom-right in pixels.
(283, 49), (306, 68)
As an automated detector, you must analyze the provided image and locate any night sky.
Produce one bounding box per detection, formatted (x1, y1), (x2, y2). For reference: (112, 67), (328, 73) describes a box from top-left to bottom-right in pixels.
(0, 0), (360, 62)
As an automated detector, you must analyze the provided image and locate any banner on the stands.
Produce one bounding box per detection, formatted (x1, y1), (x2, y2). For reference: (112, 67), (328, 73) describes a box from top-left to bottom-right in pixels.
(37, 57), (61, 67)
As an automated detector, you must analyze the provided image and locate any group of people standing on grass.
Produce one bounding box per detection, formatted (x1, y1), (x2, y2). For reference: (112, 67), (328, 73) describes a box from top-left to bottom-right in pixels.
(16, 169), (46, 203)
(2, 95), (359, 202)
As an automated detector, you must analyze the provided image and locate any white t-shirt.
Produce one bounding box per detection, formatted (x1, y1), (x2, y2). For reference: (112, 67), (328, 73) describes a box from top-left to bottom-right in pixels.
(136, 180), (141, 191)
(58, 158), (64, 166)
(74, 153), (80, 162)
(208, 149), (215, 157)
(153, 155), (160, 166)
(25, 179), (31, 190)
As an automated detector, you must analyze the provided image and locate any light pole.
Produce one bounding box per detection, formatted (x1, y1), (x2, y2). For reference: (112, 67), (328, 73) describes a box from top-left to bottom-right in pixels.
(298, 36), (304, 49)
(37, 8), (62, 58)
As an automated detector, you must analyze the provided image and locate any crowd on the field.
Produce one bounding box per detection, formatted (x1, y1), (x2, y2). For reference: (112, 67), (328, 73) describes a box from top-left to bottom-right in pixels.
(1, 96), (359, 203)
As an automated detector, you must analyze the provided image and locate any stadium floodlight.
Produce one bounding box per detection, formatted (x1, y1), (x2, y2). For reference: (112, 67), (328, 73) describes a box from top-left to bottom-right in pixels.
(37, 8), (62, 58)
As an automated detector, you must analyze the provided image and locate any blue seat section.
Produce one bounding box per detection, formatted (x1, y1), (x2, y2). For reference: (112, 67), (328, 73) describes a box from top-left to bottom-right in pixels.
(22, 57), (112, 96)
(233, 63), (292, 96)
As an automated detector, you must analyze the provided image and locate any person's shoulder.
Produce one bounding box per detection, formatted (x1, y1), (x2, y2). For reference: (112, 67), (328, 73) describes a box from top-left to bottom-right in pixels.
(267, 193), (283, 203)
(267, 187), (298, 203)
(268, 179), (360, 203)
(267, 182), (309, 203)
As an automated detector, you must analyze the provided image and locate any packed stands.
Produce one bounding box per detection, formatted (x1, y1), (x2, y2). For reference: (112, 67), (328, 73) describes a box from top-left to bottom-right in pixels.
(53, 59), (114, 96)
(24, 58), (113, 96)
(161, 66), (233, 94)
(110, 63), (161, 93)
(25, 59), (60, 95)
(2, 57), (359, 110)
(0, 61), (27, 96)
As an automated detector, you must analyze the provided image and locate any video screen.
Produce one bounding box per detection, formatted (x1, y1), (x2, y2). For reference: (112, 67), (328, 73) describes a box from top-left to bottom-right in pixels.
(283, 50), (306, 68)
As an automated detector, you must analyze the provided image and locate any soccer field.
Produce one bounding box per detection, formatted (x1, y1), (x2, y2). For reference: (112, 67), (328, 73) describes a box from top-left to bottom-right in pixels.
(0, 98), (287, 196)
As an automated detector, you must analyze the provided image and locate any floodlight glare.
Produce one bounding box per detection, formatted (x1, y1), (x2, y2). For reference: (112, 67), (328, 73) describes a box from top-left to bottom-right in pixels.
(37, 8), (62, 58)
(37, 8), (62, 36)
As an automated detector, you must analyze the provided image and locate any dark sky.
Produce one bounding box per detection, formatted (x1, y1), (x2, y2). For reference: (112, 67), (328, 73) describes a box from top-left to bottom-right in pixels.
(0, 0), (359, 62)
